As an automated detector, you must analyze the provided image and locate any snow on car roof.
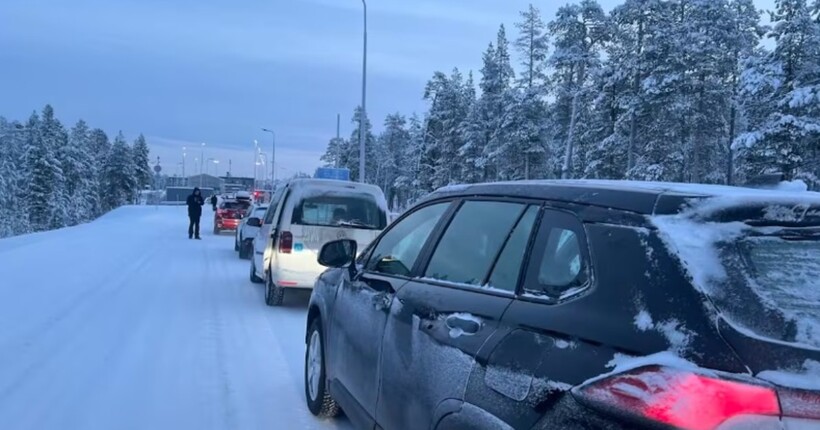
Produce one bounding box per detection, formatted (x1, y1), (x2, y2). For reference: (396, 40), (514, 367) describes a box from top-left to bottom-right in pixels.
(440, 179), (817, 197)
(435, 179), (820, 217)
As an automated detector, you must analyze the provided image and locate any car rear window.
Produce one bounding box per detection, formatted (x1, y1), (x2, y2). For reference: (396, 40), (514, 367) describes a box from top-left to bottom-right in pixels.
(291, 191), (386, 230)
(221, 201), (250, 210)
(734, 235), (820, 347)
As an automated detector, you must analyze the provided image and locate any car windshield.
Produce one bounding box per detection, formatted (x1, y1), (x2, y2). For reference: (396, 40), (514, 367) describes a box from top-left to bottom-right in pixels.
(221, 201), (250, 211)
(292, 191), (386, 230)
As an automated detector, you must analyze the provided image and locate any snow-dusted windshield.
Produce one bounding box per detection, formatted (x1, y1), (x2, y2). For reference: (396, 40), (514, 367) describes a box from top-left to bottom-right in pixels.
(736, 236), (820, 347)
(292, 192), (386, 230)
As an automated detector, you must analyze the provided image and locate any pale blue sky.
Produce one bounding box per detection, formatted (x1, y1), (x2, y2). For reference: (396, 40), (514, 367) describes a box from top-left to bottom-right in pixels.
(0, 0), (776, 177)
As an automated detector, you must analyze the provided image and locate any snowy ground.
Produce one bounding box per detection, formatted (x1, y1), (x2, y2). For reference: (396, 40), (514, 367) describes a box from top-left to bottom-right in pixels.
(0, 206), (353, 430)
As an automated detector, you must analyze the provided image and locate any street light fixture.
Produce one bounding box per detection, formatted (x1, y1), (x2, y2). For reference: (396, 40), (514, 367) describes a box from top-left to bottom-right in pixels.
(261, 128), (276, 185)
(358, 0), (368, 183)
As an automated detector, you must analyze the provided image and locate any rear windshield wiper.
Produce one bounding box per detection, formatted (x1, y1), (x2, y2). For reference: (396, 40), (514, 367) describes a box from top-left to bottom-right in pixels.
(335, 220), (378, 229)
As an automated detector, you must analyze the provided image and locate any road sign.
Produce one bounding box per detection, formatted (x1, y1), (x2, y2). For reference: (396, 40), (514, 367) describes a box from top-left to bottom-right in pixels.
(314, 167), (350, 181)
(153, 165), (162, 173)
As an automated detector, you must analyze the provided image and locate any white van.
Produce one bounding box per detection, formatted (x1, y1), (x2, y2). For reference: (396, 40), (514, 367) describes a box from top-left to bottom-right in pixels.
(250, 179), (388, 306)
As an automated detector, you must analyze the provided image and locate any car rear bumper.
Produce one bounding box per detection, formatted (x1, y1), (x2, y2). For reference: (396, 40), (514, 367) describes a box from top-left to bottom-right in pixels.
(217, 219), (241, 229)
(270, 265), (322, 290)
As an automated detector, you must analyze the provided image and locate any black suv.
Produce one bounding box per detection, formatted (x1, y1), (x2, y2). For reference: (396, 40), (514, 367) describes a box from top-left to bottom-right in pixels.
(304, 181), (820, 430)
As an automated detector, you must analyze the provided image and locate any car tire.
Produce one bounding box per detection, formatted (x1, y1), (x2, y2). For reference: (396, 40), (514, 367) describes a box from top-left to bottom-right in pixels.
(249, 258), (264, 284)
(265, 276), (285, 306)
(304, 318), (340, 418)
(234, 235), (240, 251)
(214, 225), (220, 235)
(239, 242), (251, 260)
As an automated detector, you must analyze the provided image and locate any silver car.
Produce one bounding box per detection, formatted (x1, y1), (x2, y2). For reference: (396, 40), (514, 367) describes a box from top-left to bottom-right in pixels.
(235, 204), (268, 260)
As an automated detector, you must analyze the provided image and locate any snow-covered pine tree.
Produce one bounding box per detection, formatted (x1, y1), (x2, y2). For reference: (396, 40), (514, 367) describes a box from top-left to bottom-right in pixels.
(549, 0), (609, 179)
(27, 105), (68, 231)
(485, 25), (517, 180)
(515, 4), (550, 90)
(62, 120), (96, 225)
(320, 136), (347, 168)
(420, 68), (474, 190)
(393, 114), (426, 208)
(376, 114), (410, 207)
(345, 107), (377, 183)
(89, 128), (111, 216)
(514, 4), (550, 179)
(0, 117), (29, 237)
(725, 0), (765, 184)
(102, 132), (137, 210)
(460, 48), (497, 184)
(734, 0), (820, 183)
(132, 134), (152, 195)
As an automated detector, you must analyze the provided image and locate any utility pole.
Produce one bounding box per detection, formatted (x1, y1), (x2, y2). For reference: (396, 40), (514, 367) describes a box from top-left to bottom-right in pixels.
(359, 0), (368, 183)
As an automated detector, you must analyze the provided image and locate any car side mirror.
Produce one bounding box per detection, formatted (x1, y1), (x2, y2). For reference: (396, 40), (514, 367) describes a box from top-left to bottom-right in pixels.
(318, 239), (357, 270)
(247, 217), (262, 227)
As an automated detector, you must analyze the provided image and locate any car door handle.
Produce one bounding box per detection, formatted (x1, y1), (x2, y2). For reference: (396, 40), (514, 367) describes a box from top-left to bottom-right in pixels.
(444, 314), (481, 336)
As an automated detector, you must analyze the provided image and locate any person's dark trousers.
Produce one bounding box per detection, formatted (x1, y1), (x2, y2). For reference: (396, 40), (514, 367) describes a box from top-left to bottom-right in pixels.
(188, 215), (201, 239)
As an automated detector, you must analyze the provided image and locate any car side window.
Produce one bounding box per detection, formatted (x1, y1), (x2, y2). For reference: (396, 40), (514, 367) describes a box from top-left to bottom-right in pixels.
(487, 205), (540, 292)
(424, 201), (526, 286)
(524, 210), (590, 298)
(365, 202), (450, 277)
(265, 188), (286, 224)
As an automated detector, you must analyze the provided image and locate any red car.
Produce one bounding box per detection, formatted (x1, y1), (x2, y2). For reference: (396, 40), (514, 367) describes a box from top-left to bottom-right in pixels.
(214, 199), (250, 234)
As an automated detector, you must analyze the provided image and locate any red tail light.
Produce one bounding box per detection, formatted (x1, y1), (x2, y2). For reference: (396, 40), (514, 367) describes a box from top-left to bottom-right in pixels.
(278, 231), (293, 254)
(575, 366), (780, 430)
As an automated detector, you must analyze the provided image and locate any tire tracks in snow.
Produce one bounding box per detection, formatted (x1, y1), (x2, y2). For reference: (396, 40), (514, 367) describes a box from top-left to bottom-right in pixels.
(0, 249), (155, 403)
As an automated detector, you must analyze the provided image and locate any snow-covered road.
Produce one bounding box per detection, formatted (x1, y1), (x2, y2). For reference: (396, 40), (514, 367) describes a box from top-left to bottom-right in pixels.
(0, 206), (353, 430)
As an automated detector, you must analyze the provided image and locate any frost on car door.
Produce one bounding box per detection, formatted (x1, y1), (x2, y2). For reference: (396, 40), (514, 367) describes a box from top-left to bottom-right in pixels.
(326, 202), (451, 428)
(376, 200), (540, 430)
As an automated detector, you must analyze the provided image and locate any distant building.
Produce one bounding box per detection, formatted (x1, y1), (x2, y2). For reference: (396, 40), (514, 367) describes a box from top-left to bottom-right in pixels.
(166, 176), (188, 187)
(188, 174), (224, 191)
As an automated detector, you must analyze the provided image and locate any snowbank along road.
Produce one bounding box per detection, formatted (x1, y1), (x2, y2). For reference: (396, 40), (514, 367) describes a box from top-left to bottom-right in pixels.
(0, 206), (353, 430)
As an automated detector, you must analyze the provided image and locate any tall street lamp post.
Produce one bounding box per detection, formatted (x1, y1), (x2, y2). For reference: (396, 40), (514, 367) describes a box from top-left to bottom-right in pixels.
(358, 0), (368, 183)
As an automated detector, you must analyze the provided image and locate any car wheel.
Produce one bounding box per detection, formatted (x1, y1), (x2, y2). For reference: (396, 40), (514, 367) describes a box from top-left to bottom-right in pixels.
(305, 318), (340, 418)
(234, 235), (240, 251)
(239, 242), (251, 260)
(265, 276), (285, 306)
(214, 225), (220, 235)
(249, 258), (264, 284)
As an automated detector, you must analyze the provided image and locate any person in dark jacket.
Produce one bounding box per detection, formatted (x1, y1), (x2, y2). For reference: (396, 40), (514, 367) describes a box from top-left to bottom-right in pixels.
(186, 187), (205, 239)
(210, 194), (218, 211)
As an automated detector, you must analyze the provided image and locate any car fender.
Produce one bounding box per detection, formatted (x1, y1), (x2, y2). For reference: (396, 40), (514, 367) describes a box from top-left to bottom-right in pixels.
(434, 401), (513, 430)
(307, 268), (346, 380)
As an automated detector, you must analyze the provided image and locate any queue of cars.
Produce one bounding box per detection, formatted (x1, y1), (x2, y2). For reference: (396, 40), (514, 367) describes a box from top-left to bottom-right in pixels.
(223, 179), (820, 430)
